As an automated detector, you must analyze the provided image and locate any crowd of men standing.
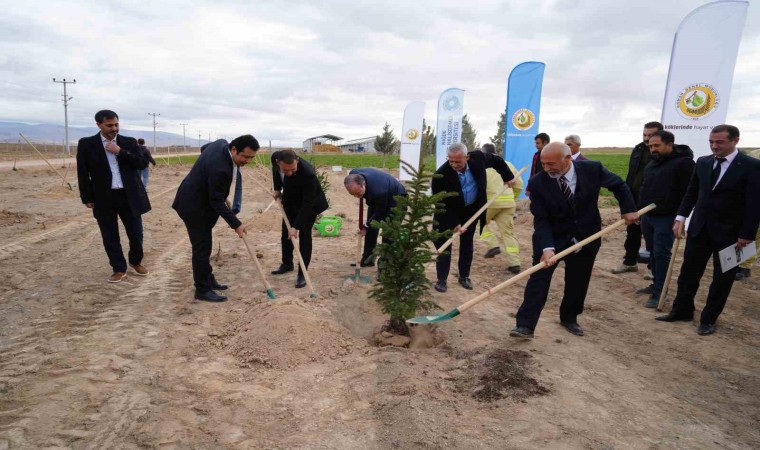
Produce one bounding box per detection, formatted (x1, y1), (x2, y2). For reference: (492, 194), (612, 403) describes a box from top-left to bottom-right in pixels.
(76, 108), (759, 338)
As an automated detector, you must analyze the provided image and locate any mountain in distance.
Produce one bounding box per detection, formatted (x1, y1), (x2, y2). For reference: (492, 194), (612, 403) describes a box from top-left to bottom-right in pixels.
(0, 121), (208, 147)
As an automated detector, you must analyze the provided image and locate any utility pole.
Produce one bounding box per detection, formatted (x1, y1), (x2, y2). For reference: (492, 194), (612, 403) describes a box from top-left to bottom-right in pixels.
(148, 112), (161, 162)
(53, 78), (76, 156)
(198, 130), (202, 149)
(179, 123), (187, 151)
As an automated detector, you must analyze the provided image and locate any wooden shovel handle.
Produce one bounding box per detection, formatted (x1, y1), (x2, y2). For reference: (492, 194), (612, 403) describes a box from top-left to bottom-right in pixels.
(456, 204), (656, 315)
(658, 221), (684, 311)
(437, 166), (527, 255)
(277, 200), (316, 295)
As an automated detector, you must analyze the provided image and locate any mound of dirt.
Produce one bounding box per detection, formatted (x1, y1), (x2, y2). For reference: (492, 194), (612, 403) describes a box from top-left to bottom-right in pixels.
(219, 296), (365, 369)
(453, 348), (550, 402)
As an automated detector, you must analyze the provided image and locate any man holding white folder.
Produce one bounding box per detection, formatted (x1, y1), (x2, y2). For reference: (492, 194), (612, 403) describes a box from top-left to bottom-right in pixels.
(657, 125), (760, 335)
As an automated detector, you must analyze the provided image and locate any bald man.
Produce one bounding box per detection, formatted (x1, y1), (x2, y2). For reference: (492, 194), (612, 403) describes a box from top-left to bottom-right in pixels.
(510, 142), (637, 338)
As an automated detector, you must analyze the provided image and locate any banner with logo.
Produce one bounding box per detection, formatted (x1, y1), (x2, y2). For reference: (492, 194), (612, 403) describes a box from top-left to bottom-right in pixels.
(503, 61), (545, 197)
(435, 88), (465, 169)
(399, 101), (425, 181)
(661, 0), (748, 158)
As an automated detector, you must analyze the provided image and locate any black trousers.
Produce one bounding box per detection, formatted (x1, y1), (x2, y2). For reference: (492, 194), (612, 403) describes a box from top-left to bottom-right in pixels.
(280, 210), (315, 273)
(623, 192), (652, 265)
(515, 240), (601, 331)
(669, 228), (739, 325)
(183, 217), (217, 292)
(435, 203), (479, 281)
(362, 226), (380, 262)
(96, 189), (143, 273)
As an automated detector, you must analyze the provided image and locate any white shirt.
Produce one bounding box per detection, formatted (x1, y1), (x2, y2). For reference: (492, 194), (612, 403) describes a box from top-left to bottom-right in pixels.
(676, 149), (739, 222)
(101, 134), (124, 189)
(571, 152), (582, 161)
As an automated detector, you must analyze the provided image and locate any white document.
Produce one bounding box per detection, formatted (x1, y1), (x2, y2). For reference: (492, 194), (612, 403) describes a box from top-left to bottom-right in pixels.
(719, 241), (756, 273)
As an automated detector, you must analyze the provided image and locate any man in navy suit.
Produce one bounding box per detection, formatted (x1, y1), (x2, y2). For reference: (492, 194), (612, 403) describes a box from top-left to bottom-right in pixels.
(656, 125), (760, 335)
(564, 134), (588, 161)
(432, 143), (515, 292)
(173, 135), (260, 302)
(344, 168), (407, 267)
(77, 110), (151, 283)
(510, 142), (637, 338)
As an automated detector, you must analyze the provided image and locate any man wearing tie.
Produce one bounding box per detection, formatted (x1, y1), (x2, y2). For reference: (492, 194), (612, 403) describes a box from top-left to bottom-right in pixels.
(432, 143), (515, 293)
(656, 125), (760, 335)
(76, 110), (151, 283)
(173, 135), (260, 302)
(510, 142), (637, 338)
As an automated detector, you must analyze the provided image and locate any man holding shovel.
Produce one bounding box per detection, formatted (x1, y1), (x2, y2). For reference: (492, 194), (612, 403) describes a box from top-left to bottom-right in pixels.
(510, 142), (637, 339)
(344, 169), (407, 278)
(270, 150), (328, 288)
(173, 135), (260, 302)
(432, 143), (515, 293)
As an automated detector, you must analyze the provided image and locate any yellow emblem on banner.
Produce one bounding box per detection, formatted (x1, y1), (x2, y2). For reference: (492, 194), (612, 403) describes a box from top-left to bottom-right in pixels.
(512, 109), (535, 131)
(676, 84), (719, 120)
(406, 128), (420, 141)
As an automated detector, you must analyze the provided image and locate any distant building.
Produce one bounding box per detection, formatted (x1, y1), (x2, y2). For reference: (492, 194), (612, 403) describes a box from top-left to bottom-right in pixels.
(302, 134), (342, 153)
(338, 137), (376, 153)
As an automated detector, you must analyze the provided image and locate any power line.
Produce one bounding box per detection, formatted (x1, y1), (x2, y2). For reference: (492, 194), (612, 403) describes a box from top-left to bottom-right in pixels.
(53, 78), (76, 156)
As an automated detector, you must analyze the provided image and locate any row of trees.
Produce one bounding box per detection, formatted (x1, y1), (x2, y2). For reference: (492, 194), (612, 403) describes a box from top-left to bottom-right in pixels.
(373, 112), (508, 160)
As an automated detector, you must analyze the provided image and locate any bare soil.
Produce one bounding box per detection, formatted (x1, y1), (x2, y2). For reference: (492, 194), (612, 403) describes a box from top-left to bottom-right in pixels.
(0, 164), (758, 449)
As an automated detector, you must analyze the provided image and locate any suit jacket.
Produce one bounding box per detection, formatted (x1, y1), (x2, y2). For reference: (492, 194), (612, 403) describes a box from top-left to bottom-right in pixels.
(76, 133), (150, 221)
(432, 150), (514, 231)
(678, 151), (760, 244)
(271, 152), (328, 230)
(574, 153), (589, 161)
(172, 139), (241, 229)
(349, 168), (406, 226)
(528, 160), (636, 257)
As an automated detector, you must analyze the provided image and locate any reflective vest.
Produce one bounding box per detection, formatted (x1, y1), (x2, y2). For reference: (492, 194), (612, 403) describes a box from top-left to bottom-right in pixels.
(485, 161), (523, 209)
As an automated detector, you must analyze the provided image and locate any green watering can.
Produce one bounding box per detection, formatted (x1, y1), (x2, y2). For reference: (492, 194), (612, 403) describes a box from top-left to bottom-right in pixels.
(313, 215), (343, 237)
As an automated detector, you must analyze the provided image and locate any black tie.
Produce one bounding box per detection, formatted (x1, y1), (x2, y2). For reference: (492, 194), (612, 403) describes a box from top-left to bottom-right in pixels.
(711, 157), (726, 187)
(559, 175), (573, 202)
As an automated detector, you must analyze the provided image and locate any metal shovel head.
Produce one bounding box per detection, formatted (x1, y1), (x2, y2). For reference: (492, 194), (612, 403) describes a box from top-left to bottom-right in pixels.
(343, 269), (372, 284)
(406, 308), (461, 324)
(266, 288), (276, 300)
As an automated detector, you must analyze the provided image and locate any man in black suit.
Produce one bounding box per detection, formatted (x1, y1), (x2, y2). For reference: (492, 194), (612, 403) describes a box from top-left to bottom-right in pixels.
(270, 150), (328, 288)
(656, 125), (760, 335)
(77, 110), (151, 283)
(432, 143), (515, 292)
(173, 135), (260, 302)
(510, 142), (637, 338)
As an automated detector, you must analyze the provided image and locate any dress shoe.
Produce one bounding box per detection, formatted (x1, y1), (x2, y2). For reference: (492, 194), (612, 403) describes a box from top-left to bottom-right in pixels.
(130, 264), (148, 276)
(484, 247), (501, 258)
(434, 280), (447, 293)
(636, 284), (654, 295)
(611, 263), (637, 274)
(509, 326), (534, 339)
(735, 268), (751, 280)
(271, 264), (294, 275)
(360, 256), (376, 267)
(210, 276), (228, 291)
(108, 272), (127, 283)
(561, 322), (584, 336)
(655, 312), (693, 322)
(458, 277), (473, 290)
(643, 270), (654, 281)
(295, 273), (307, 288)
(507, 266), (521, 274)
(644, 295), (659, 309)
(194, 290), (227, 302)
(697, 323), (716, 336)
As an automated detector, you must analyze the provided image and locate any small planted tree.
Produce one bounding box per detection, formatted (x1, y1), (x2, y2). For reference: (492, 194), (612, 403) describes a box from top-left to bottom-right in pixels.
(369, 161), (455, 335)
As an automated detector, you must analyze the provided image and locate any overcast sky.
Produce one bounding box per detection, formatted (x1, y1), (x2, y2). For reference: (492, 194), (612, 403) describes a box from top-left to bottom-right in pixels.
(1, 0), (758, 147)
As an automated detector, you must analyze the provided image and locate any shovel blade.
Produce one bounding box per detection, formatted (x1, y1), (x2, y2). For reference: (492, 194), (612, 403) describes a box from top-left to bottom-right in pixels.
(266, 288), (276, 300)
(406, 308), (460, 324)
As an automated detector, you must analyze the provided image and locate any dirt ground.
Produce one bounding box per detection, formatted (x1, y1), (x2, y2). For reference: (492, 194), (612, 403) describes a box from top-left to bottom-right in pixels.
(0, 163), (758, 449)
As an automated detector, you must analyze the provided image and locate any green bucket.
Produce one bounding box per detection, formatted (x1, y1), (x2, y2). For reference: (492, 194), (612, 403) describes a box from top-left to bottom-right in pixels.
(314, 215), (343, 237)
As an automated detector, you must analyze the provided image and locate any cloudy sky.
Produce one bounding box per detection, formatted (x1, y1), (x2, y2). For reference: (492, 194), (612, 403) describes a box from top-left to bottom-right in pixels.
(1, 0), (758, 147)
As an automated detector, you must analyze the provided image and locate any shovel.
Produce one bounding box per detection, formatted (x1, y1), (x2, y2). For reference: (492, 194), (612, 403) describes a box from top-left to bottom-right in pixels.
(345, 198), (372, 284)
(437, 166), (527, 255)
(657, 221), (684, 311)
(20, 133), (73, 190)
(278, 200), (318, 298)
(408, 204), (656, 324)
(241, 235), (277, 300)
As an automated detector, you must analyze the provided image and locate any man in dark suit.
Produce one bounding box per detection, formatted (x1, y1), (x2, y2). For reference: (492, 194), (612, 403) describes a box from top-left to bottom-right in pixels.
(656, 125), (760, 335)
(432, 143), (515, 292)
(77, 110), (151, 283)
(173, 135), (260, 302)
(564, 134), (588, 161)
(270, 150), (328, 288)
(510, 142), (637, 338)
(344, 168), (407, 271)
